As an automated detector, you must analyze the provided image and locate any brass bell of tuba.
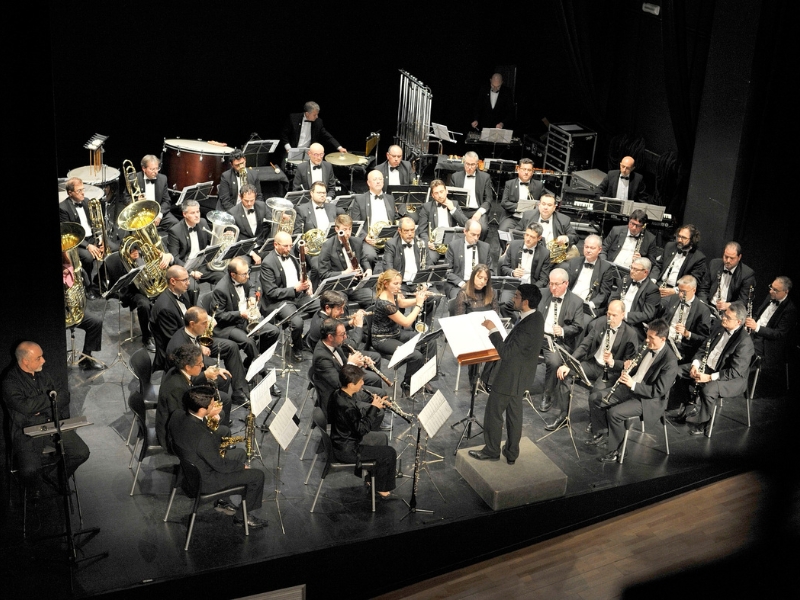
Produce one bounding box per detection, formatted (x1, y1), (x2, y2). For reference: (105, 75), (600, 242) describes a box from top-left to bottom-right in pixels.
(204, 211), (240, 271)
(266, 197), (297, 237)
(118, 200), (169, 298)
(61, 222), (87, 329)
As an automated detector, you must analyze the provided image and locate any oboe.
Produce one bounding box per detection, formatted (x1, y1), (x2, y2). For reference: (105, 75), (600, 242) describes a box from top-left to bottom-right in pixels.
(602, 317), (612, 383)
(603, 341), (648, 403)
(342, 343), (394, 387)
(378, 396), (415, 423)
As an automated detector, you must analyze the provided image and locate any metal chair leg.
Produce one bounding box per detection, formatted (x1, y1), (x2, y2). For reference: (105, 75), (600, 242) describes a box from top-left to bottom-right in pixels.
(310, 478), (325, 512)
(304, 454), (319, 485)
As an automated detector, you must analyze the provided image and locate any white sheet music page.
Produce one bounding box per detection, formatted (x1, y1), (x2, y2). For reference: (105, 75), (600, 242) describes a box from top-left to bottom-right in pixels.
(418, 390), (452, 438)
(246, 340), (278, 381)
(250, 370), (275, 418)
(439, 311), (506, 361)
(388, 332), (422, 369)
(270, 399), (299, 451)
(410, 355), (437, 396)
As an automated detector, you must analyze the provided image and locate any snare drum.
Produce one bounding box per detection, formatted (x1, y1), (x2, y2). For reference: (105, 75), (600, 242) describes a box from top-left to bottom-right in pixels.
(161, 138), (235, 192)
(66, 165), (121, 187)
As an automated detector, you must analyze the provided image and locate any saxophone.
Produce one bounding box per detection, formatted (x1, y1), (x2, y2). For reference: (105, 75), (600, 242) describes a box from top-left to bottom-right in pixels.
(603, 341), (648, 403)
(219, 435), (245, 458)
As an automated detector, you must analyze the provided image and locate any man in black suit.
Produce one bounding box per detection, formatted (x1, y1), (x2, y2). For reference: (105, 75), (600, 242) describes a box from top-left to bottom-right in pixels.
(216, 150), (263, 211)
(499, 158), (544, 232)
(150, 265), (194, 370)
(589, 319), (678, 463)
(306, 290), (374, 352)
(562, 234), (615, 324)
(448, 151), (495, 237)
(471, 73), (514, 131)
(281, 101), (346, 155)
(349, 170), (397, 248)
(417, 179), (469, 265)
(500, 223), (551, 287)
(444, 220), (490, 299)
(166, 199), (224, 285)
(701, 241), (757, 312)
(611, 257), (661, 337)
(169, 386), (267, 529)
(601, 209), (659, 268)
(2, 342), (91, 490)
(679, 302), (754, 435)
(292, 143), (337, 193)
(538, 268), (585, 411)
(745, 276), (796, 376)
(550, 301), (639, 432)
(155, 343), (231, 449)
(134, 154), (178, 231)
(308, 319), (386, 427)
(375, 145), (412, 190)
(597, 156), (647, 202)
(258, 231), (318, 362)
(318, 214), (376, 308)
(227, 184), (270, 267)
(652, 224), (707, 297)
(59, 177), (104, 289)
(518, 193), (579, 247)
(165, 306), (251, 405)
(469, 284), (544, 464)
(656, 275), (712, 369)
(294, 181), (342, 236)
(211, 257), (280, 373)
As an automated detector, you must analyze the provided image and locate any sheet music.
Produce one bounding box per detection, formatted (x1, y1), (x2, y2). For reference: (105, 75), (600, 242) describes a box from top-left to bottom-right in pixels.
(410, 355), (437, 396)
(439, 311), (506, 360)
(250, 370), (276, 417)
(269, 399), (299, 451)
(418, 390), (452, 438)
(388, 332), (422, 369)
(245, 341), (278, 381)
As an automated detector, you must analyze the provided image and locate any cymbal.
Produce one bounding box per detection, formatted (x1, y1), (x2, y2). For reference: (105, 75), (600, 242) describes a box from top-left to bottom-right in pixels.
(325, 152), (361, 166)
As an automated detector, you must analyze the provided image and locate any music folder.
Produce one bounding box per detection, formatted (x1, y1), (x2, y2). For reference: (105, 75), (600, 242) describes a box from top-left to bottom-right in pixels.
(438, 312), (504, 366)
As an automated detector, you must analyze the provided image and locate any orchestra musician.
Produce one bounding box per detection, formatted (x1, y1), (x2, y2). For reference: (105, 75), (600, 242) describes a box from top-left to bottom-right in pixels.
(59, 177), (104, 296)
(601, 209), (658, 268)
(350, 170), (397, 248)
(562, 234), (615, 327)
(318, 214), (376, 308)
(61, 251), (106, 370)
(294, 181), (342, 236)
(498, 158), (544, 232)
(745, 276), (796, 378)
(150, 265), (196, 370)
(133, 154), (178, 231)
(417, 179), (468, 265)
(655, 275), (712, 366)
(306, 291), (378, 362)
(651, 224), (707, 297)
(471, 73), (514, 131)
(468, 284), (545, 465)
(258, 230), (318, 362)
(330, 365), (397, 498)
(166, 199), (224, 285)
(597, 156), (647, 202)
(517, 193), (579, 247)
(444, 220), (490, 299)
(498, 223), (551, 320)
(588, 319), (678, 463)
(2, 342), (91, 492)
(292, 143), (337, 194)
(700, 241), (757, 313)
(281, 101), (346, 155)
(609, 257), (661, 338)
(448, 151), (495, 238)
(227, 184), (270, 267)
(375, 145), (412, 189)
(217, 150), (263, 210)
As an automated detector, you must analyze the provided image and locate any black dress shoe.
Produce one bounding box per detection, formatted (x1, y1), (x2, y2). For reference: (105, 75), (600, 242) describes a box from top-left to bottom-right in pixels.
(144, 339), (156, 353)
(292, 351), (304, 362)
(468, 450), (500, 461)
(539, 395), (552, 412)
(585, 433), (607, 446)
(80, 360), (106, 371)
(400, 381), (411, 394)
(502, 453), (516, 465)
(544, 414), (567, 431)
(688, 422), (707, 436)
(598, 450), (623, 463)
(423, 383), (434, 394)
(234, 514), (268, 529)
(270, 384), (282, 397)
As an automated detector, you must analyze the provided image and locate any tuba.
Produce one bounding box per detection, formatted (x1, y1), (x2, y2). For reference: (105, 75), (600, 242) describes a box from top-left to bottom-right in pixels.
(118, 200), (169, 298)
(266, 197), (296, 237)
(367, 220), (392, 250)
(61, 222), (87, 328)
(205, 210), (240, 271)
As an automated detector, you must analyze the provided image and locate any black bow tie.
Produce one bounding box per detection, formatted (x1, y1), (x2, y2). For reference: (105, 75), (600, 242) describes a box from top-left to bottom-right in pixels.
(620, 175), (630, 180)
(246, 209), (255, 214)
(770, 299), (779, 306)
(234, 283), (244, 288)
(540, 219), (549, 224)
(312, 165), (321, 170)
(315, 205), (325, 210)
(520, 181), (529, 187)
(187, 226), (196, 233)
(390, 167), (398, 172)
(373, 194), (383, 201)
(466, 174), (476, 178)
(146, 179), (157, 184)
(403, 243), (413, 249)
(630, 281), (641, 287)
(723, 269), (733, 275)
(647, 349), (656, 356)
(467, 244), (477, 250)
(583, 262), (594, 269)
(522, 248), (533, 255)
(279, 254), (290, 261)
(677, 250), (688, 257)
(72, 201), (84, 207)
(610, 327), (618, 335)
(553, 297), (563, 303)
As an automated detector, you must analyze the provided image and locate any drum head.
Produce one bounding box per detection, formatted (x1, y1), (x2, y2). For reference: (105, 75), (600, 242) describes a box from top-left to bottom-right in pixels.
(163, 139), (234, 156)
(66, 165), (121, 187)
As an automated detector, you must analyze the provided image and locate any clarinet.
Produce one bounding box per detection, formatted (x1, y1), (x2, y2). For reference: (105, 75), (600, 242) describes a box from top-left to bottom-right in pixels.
(745, 285), (754, 333)
(586, 280), (599, 303)
(342, 343), (394, 387)
(603, 341), (648, 403)
(379, 397), (415, 423)
(552, 297), (560, 338)
(602, 317), (612, 383)
(674, 290), (687, 343)
(711, 270), (723, 318)
(691, 335), (714, 403)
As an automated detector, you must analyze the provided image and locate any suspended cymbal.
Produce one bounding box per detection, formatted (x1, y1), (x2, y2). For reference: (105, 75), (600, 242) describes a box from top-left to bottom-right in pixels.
(325, 152), (361, 166)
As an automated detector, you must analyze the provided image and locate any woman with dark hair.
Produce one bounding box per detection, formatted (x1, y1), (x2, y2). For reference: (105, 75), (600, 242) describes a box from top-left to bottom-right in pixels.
(453, 264), (499, 390)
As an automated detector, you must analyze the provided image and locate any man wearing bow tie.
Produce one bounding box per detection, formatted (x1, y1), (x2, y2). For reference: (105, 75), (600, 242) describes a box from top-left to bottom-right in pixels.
(518, 193), (578, 247)
(294, 181), (345, 284)
(499, 158), (544, 232)
(498, 223), (551, 320)
(602, 209), (658, 268)
(318, 215), (376, 308)
(652, 224), (707, 297)
(134, 155), (178, 231)
(418, 180), (469, 265)
(563, 234), (615, 324)
(448, 152), (495, 238)
(589, 319), (678, 463)
(281, 101), (346, 155)
(744, 276), (796, 379)
(166, 199), (224, 285)
(444, 220), (490, 299)
(471, 73), (514, 131)
(292, 143), (337, 194)
(597, 156), (647, 202)
(259, 231), (318, 362)
(350, 170), (398, 249)
(59, 177), (104, 292)
(611, 257), (661, 337)
(227, 184), (270, 267)
(217, 150), (263, 210)
(656, 275), (712, 366)
(700, 241), (757, 313)
(375, 145), (412, 190)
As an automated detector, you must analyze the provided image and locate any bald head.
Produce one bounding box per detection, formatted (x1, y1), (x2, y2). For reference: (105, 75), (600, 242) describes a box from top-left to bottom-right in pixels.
(607, 300), (626, 328)
(620, 156), (635, 176)
(490, 73), (503, 91)
(16, 341), (45, 374)
(386, 145), (403, 168)
(308, 143), (325, 165)
(367, 170), (384, 193)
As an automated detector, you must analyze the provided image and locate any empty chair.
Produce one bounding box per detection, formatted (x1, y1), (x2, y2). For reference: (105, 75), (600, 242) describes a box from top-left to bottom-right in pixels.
(707, 354), (762, 438)
(126, 348), (160, 447)
(129, 392), (173, 495)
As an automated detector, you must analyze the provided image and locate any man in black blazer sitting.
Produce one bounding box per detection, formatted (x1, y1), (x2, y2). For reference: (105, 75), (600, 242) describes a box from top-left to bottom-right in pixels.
(499, 158), (544, 232)
(292, 143), (337, 194)
(651, 224), (707, 298)
(701, 241), (757, 313)
(349, 170), (398, 249)
(167, 199), (224, 285)
(444, 220), (490, 299)
(656, 275), (712, 367)
(417, 180), (469, 265)
(227, 184), (271, 268)
(281, 101), (346, 154)
(610, 257), (661, 338)
(59, 177), (104, 292)
(131, 154), (178, 231)
(601, 209), (659, 268)
(597, 156), (646, 202)
(318, 214), (376, 308)
(518, 193), (579, 247)
(744, 275), (796, 379)
(448, 151), (495, 238)
(562, 234), (615, 326)
(217, 150), (263, 210)
(375, 145), (412, 190)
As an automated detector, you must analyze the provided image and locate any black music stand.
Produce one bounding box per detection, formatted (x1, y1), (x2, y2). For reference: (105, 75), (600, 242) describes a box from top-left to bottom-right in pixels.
(176, 181), (214, 208)
(100, 264), (144, 376)
(387, 184), (427, 215)
(242, 138), (279, 167)
(451, 350), (501, 455)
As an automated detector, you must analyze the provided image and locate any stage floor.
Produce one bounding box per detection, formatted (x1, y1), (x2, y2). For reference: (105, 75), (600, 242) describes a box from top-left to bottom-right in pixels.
(1, 293), (787, 600)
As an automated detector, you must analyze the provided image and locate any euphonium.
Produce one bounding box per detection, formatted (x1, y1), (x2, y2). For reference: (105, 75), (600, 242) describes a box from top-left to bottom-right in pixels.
(367, 220), (392, 250)
(205, 210), (240, 271)
(266, 197), (296, 237)
(118, 199), (168, 298)
(87, 197), (110, 261)
(61, 222), (87, 329)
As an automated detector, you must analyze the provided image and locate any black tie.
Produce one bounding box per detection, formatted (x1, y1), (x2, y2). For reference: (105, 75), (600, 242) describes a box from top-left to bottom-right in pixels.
(374, 194), (383, 201)
(146, 179), (157, 184)
(522, 248), (533, 255)
(540, 219), (549, 224)
(234, 283), (244, 288)
(520, 182), (529, 187)
(312, 165), (321, 170)
(466, 174), (476, 178)
(647, 349), (656, 356)
(315, 205), (325, 210)
(187, 226), (196, 233)
(583, 262), (594, 269)
(770, 299), (779, 306)
(553, 297), (562, 303)
(677, 250), (688, 257)
(404, 243), (413, 249)
(630, 281), (641, 287)
(246, 209), (255, 214)
(620, 176), (629, 180)
(280, 255), (289, 261)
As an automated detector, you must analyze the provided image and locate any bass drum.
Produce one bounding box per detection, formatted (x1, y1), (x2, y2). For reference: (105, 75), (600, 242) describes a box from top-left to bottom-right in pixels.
(161, 138), (235, 192)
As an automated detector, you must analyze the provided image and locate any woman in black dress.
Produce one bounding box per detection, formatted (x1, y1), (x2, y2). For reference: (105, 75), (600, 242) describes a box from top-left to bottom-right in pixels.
(453, 264), (499, 389)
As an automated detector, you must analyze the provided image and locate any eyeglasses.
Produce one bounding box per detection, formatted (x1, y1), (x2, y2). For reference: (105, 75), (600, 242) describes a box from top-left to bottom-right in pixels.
(768, 284), (785, 293)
